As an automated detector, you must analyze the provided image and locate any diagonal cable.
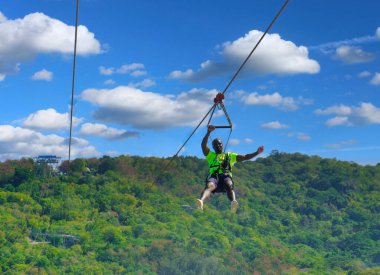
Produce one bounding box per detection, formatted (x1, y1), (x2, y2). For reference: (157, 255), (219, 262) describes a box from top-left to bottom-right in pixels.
(68, 0), (80, 175)
(221, 0), (289, 96)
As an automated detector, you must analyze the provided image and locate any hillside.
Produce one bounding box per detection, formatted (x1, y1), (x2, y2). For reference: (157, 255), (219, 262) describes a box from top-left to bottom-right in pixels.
(1, 153), (380, 274)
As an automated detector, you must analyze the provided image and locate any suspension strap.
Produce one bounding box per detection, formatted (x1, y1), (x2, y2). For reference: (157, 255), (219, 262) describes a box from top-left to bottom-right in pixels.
(206, 93), (233, 153)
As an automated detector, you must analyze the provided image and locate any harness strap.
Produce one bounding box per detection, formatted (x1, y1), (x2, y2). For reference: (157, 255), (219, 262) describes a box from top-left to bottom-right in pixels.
(209, 153), (232, 175)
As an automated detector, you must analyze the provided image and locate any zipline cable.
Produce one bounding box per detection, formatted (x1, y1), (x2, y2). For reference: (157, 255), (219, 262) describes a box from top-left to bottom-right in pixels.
(220, 0), (289, 97)
(155, 0), (289, 182)
(68, 0), (80, 174)
(4, 2), (80, 273)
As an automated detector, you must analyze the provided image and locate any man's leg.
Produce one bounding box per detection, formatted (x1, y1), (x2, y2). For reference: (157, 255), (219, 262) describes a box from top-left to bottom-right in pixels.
(224, 177), (238, 213)
(224, 178), (236, 201)
(197, 180), (217, 210)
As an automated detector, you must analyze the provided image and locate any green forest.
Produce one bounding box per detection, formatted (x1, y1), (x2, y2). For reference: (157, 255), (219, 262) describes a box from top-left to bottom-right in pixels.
(0, 152), (380, 274)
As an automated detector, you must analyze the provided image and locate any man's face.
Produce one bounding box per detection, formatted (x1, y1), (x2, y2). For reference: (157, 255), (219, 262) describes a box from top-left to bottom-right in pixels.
(212, 139), (223, 153)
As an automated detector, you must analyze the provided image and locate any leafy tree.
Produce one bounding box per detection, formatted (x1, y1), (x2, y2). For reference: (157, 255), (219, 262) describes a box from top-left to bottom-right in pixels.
(13, 166), (33, 186)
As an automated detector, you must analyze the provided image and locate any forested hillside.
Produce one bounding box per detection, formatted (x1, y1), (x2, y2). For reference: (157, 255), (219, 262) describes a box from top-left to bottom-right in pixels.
(1, 153), (380, 274)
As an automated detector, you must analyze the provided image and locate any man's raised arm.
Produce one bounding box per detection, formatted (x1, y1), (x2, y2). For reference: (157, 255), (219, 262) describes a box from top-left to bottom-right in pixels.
(202, 125), (215, 156)
(236, 146), (264, 162)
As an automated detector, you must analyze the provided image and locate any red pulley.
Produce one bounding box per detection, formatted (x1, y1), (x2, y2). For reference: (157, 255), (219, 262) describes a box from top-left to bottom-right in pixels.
(213, 93), (225, 104)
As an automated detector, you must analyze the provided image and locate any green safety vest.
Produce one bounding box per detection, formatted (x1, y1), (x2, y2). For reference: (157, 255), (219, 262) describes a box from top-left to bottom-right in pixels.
(206, 151), (237, 176)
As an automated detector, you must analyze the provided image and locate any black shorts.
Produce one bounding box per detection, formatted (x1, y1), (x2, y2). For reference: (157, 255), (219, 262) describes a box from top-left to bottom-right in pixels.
(206, 174), (234, 193)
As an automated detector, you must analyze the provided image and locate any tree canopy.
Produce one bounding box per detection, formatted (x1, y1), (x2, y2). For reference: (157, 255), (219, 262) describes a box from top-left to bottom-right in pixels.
(0, 153), (379, 274)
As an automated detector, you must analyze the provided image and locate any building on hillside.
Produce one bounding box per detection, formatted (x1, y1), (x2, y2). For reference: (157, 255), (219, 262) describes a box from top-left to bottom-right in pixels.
(34, 155), (62, 176)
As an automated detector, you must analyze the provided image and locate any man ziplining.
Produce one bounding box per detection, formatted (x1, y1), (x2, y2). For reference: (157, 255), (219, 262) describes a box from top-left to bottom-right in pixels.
(196, 125), (264, 213)
(155, 0), (288, 204)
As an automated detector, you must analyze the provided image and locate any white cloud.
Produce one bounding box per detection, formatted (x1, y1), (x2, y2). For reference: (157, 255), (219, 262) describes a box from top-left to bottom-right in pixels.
(358, 71), (371, 78)
(0, 12), (6, 22)
(104, 79), (116, 85)
(315, 102), (380, 126)
(99, 63), (146, 77)
(0, 12), (101, 75)
(315, 105), (352, 116)
(335, 46), (376, 64)
(325, 116), (349, 127)
(370, 72), (380, 85)
(169, 30), (319, 81)
(0, 74), (5, 81)
(261, 121), (289, 129)
(228, 138), (253, 146)
(79, 123), (139, 140)
(129, 79), (156, 88)
(99, 66), (114, 75)
(288, 132), (311, 141)
(117, 63), (144, 74)
(297, 133), (311, 141)
(169, 69), (194, 79)
(310, 27), (380, 53)
(228, 139), (240, 146)
(241, 91), (312, 111)
(130, 70), (147, 77)
(31, 69), (53, 81)
(243, 138), (253, 144)
(81, 86), (218, 129)
(222, 31), (320, 75)
(22, 108), (83, 130)
(0, 125), (99, 161)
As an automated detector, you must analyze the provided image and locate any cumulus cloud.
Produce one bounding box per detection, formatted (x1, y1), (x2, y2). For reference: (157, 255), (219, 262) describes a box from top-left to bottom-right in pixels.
(335, 46), (376, 64)
(104, 79), (115, 85)
(169, 30), (319, 82)
(99, 66), (114, 75)
(0, 12), (6, 23)
(117, 63), (144, 74)
(358, 71), (371, 78)
(261, 121), (289, 129)
(0, 125), (99, 161)
(22, 108), (83, 130)
(31, 69), (53, 81)
(315, 105), (352, 116)
(169, 69), (194, 79)
(370, 72), (380, 85)
(315, 102), (380, 126)
(243, 138), (253, 144)
(0, 73), (5, 81)
(228, 139), (240, 146)
(376, 27), (380, 39)
(130, 70), (147, 77)
(228, 138), (253, 146)
(81, 86), (218, 129)
(79, 123), (139, 140)
(99, 63), (146, 77)
(0, 12), (101, 75)
(288, 132), (311, 141)
(129, 79), (156, 88)
(240, 91), (313, 111)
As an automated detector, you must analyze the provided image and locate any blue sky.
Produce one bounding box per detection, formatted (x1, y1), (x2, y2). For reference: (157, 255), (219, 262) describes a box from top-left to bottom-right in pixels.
(0, 0), (379, 165)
